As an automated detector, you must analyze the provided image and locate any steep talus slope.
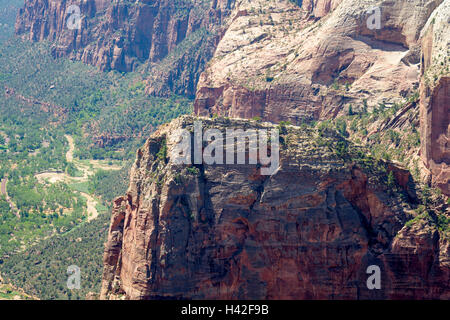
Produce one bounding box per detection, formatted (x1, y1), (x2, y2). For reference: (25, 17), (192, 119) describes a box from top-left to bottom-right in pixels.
(194, 0), (443, 122)
(15, 0), (236, 97)
(100, 116), (449, 300)
(419, 0), (449, 196)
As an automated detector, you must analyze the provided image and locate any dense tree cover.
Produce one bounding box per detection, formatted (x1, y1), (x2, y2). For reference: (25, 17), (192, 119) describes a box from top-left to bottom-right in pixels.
(0, 13), (125, 296)
(0, 39), (192, 160)
(88, 165), (131, 203)
(0, 37), (190, 298)
(1, 212), (110, 300)
(0, 98), (88, 256)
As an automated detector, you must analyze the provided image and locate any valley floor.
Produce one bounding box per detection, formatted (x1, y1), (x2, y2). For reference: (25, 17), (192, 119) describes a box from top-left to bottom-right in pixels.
(35, 135), (122, 222)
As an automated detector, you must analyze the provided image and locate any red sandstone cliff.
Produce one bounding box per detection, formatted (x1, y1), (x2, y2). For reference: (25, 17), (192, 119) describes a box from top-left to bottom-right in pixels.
(191, 0), (448, 196)
(13, 0), (448, 299)
(100, 116), (449, 300)
(419, 1), (449, 196)
(15, 0), (236, 97)
(302, 0), (343, 18)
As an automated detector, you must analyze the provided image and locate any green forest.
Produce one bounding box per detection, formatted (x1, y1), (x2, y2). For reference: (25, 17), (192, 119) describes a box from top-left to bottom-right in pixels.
(0, 6), (192, 298)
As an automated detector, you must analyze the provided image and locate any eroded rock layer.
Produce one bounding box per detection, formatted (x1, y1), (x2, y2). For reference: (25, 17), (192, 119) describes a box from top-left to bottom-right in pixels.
(101, 116), (449, 300)
(194, 0), (443, 122)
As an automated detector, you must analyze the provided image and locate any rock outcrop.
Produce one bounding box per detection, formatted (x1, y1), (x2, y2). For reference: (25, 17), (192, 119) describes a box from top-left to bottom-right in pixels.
(194, 0), (443, 122)
(419, 0), (449, 196)
(101, 116), (449, 300)
(302, 0), (343, 18)
(15, 0), (236, 97)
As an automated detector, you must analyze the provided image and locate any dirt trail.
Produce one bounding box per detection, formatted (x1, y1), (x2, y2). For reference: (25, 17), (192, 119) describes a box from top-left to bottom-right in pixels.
(65, 134), (74, 162)
(1, 177), (20, 219)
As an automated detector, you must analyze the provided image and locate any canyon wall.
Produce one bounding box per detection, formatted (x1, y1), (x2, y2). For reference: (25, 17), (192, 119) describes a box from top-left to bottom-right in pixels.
(14, 0), (449, 299)
(194, 0), (443, 122)
(15, 0), (236, 97)
(302, 0), (343, 18)
(419, 0), (449, 196)
(100, 116), (449, 300)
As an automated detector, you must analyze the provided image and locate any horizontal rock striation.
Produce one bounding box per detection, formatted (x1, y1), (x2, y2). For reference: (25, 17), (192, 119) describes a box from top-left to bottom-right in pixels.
(101, 116), (449, 299)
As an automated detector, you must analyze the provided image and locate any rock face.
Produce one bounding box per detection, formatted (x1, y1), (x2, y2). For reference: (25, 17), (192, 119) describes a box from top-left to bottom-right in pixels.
(194, 0), (443, 122)
(101, 116), (449, 300)
(15, 0), (235, 97)
(15, 0), (448, 196)
(302, 0), (343, 18)
(419, 1), (449, 196)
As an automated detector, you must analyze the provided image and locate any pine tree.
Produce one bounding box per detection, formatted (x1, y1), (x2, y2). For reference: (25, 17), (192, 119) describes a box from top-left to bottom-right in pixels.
(387, 171), (395, 193)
